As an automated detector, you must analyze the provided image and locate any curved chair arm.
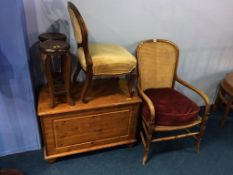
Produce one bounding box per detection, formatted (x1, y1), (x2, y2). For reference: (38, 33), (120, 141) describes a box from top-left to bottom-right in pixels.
(175, 75), (210, 115)
(137, 83), (155, 125)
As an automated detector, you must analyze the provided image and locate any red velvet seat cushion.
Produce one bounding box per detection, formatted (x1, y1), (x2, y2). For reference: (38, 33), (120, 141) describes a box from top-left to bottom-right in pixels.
(142, 88), (200, 126)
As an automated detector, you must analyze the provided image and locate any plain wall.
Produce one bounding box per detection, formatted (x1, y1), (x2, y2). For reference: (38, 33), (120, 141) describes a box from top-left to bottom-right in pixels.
(0, 0), (40, 156)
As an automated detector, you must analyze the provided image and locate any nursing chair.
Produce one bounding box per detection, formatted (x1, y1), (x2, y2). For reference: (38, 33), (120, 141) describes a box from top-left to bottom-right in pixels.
(136, 39), (210, 165)
(67, 2), (136, 103)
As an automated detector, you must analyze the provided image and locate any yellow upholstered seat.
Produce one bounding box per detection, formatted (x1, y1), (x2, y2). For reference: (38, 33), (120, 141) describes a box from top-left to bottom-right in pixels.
(77, 44), (136, 75)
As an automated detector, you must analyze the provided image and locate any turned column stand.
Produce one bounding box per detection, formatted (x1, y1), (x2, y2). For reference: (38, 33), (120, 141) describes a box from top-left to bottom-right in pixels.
(40, 40), (75, 108)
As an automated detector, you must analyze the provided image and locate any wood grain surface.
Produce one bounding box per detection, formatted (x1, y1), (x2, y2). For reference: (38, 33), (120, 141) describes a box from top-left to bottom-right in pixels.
(37, 79), (141, 162)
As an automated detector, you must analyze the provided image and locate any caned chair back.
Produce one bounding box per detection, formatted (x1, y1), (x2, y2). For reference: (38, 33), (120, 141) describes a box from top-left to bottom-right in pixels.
(137, 39), (179, 91)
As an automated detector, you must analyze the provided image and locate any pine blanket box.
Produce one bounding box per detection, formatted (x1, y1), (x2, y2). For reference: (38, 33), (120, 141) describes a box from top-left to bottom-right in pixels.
(37, 80), (141, 162)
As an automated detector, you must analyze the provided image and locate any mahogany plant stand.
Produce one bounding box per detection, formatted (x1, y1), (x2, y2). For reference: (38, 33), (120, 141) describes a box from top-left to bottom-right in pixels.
(40, 40), (75, 108)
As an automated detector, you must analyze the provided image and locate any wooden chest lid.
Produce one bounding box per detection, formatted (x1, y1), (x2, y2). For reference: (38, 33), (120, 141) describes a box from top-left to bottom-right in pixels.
(37, 79), (141, 116)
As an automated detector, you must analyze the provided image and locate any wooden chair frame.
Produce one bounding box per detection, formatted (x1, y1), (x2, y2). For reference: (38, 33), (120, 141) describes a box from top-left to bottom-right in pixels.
(214, 79), (233, 127)
(67, 2), (134, 103)
(136, 39), (210, 165)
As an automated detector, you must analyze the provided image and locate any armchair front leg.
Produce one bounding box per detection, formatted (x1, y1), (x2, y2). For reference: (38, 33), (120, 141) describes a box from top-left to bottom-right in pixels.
(137, 83), (155, 165)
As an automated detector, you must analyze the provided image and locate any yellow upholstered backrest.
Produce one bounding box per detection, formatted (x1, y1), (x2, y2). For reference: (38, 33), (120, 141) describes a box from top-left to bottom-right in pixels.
(137, 39), (179, 91)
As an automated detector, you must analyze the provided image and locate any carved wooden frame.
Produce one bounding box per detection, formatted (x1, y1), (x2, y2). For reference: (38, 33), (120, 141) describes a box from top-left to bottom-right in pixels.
(68, 2), (134, 103)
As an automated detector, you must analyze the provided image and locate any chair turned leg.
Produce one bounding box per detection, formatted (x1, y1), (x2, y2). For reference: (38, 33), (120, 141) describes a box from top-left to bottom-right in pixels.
(142, 139), (152, 165)
(219, 100), (232, 128)
(127, 72), (134, 97)
(73, 62), (81, 83)
(142, 147), (149, 165)
(81, 71), (93, 103)
(141, 129), (152, 165)
(196, 112), (209, 153)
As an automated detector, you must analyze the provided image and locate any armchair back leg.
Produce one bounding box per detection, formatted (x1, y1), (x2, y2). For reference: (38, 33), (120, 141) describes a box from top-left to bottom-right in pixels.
(196, 112), (210, 153)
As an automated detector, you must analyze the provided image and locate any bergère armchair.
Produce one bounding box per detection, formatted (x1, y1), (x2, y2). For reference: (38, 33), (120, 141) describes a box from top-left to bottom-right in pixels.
(136, 39), (210, 165)
(67, 2), (136, 103)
